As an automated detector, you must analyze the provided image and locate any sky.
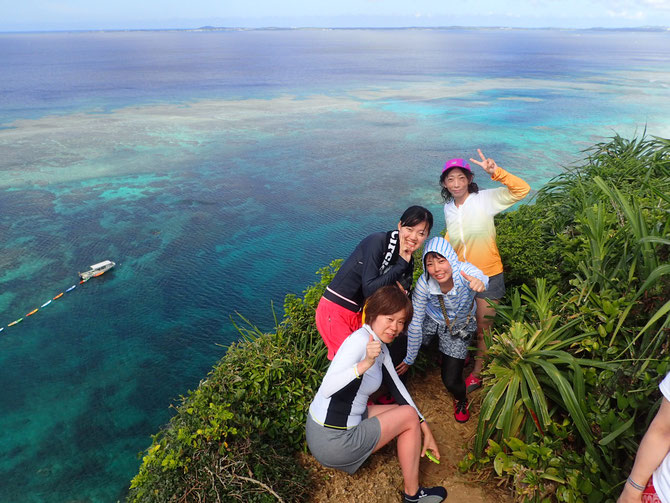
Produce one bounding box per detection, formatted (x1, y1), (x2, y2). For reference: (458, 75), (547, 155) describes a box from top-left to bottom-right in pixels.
(0, 0), (670, 32)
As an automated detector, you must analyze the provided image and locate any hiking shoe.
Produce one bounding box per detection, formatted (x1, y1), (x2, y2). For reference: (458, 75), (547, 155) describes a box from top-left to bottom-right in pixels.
(465, 373), (482, 393)
(454, 399), (470, 423)
(404, 486), (447, 503)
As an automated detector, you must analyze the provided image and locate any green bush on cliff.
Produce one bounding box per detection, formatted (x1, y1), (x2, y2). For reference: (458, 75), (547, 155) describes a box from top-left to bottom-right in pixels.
(495, 204), (561, 289)
(463, 135), (670, 502)
(127, 262), (340, 502)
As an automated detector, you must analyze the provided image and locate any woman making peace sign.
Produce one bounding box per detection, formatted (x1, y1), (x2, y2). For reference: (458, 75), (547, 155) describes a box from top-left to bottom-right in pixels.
(440, 150), (530, 392)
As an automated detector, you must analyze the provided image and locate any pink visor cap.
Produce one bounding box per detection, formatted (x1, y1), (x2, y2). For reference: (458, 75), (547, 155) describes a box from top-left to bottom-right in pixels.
(442, 158), (471, 173)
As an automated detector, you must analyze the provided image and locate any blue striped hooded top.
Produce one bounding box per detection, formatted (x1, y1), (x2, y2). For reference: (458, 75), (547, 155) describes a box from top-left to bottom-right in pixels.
(403, 236), (489, 365)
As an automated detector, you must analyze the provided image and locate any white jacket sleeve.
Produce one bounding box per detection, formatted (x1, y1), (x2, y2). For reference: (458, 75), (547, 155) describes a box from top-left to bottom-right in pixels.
(318, 331), (366, 397)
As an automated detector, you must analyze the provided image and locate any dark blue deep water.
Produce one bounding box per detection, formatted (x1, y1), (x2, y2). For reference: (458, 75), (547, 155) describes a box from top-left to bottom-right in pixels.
(0, 28), (669, 502)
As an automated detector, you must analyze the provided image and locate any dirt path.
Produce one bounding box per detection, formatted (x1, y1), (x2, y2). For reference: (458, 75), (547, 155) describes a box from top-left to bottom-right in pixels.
(298, 367), (512, 502)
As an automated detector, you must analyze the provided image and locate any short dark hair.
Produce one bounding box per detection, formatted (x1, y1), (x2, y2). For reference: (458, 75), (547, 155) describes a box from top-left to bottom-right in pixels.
(400, 205), (434, 233)
(364, 285), (413, 326)
(439, 168), (479, 202)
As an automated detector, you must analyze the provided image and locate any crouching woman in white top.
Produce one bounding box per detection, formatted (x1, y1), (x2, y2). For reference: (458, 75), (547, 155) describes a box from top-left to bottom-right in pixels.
(306, 285), (447, 503)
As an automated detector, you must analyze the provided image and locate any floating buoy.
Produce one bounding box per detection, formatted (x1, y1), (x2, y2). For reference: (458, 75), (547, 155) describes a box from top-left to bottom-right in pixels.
(53, 293), (64, 300)
(41, 300), (52, 308)
(65, 285), (76, 292)
(8, 318), (23, 327)
(26, 309), (38, 317)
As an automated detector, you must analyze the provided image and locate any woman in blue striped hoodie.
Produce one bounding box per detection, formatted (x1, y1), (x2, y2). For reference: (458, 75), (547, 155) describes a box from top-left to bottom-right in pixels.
(397, 236), (488, 422)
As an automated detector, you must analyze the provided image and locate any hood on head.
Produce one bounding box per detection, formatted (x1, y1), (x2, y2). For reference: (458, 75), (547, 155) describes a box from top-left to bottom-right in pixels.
(422, 236), (459, 280)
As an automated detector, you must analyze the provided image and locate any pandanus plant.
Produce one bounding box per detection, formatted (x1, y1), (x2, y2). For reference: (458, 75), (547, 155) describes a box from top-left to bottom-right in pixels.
(474, 279), (614, 474)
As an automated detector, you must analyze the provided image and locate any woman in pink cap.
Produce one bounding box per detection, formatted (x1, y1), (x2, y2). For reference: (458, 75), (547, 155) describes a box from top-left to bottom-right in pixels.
(440, 149), (530, 392)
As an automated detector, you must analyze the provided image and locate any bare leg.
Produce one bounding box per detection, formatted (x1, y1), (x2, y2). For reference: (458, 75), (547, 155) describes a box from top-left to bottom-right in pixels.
(472, 298), (498, 377)
(368, 404), (421, 495)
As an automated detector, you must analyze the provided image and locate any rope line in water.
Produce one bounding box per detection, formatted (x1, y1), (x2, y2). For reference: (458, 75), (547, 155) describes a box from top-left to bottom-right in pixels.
(0, 273), (108, 332)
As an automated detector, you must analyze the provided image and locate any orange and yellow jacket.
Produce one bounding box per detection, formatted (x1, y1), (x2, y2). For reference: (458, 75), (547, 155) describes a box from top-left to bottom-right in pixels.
(444, 167), (530, 277)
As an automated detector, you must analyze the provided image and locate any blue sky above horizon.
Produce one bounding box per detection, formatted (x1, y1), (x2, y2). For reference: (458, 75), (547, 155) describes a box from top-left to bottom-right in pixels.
(1, 0), (670, 32)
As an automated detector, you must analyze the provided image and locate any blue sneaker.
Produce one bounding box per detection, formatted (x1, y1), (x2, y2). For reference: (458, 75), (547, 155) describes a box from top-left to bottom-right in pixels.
(404, 486), (447, 503)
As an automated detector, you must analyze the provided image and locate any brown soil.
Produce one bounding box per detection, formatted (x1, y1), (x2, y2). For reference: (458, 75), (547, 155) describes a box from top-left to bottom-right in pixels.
(298, 367), (513, 503)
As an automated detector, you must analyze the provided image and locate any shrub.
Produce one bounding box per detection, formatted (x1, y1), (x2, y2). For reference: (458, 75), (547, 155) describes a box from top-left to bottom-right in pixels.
(278, 259), (341, 374)
(468, 134), (670, 502)
(127, 331), (319, 502)
(495, 204), (561, 290)
(127, 263), (342, 502)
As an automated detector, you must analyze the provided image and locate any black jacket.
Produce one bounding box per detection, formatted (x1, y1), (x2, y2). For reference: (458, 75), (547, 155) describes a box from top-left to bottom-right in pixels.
(322, 230), (414, 313)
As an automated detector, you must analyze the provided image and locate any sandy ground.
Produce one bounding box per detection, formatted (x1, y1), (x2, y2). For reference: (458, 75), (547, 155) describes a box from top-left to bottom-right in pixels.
(298, 367), (513, 503)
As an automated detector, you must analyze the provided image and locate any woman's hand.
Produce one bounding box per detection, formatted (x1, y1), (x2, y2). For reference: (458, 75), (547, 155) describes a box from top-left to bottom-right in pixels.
(395, 361), (410, 376)
(365, 333), (381, 364)
(395, 281), (409, 296)
(617, 483), (643, 503)
(470, 148), (499, 176)
(398, 232), (413, 262)
(461, 271), (486, 293)
(420, 422), (441, 460)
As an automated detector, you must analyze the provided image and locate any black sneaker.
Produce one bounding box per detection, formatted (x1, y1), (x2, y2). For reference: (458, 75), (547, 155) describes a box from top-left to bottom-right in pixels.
(404, 486), (447, 503)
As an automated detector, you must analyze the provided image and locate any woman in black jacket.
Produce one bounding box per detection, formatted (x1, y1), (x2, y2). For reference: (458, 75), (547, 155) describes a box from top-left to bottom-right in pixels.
(315, 205), (433, 360)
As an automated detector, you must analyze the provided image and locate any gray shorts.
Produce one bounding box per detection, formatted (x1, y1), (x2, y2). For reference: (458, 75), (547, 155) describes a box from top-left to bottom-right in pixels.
(305, 413), (381, 474)
(476, 272), (505, 300)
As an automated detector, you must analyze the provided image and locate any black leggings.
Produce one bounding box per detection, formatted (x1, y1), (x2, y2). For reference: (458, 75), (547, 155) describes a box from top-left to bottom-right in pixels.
(440, 353), (466, 402)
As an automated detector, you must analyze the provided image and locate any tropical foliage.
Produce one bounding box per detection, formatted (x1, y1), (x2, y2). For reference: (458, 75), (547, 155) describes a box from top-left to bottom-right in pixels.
(463, 135), (670, 501)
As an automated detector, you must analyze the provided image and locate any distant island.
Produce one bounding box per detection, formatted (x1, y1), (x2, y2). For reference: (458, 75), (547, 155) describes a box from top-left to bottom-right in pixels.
(193, 25), (670, 32)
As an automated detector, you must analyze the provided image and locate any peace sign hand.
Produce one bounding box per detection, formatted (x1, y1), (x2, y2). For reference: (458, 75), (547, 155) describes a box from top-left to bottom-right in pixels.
(461, 271), (486, 293)
(469, 148), (498, 176)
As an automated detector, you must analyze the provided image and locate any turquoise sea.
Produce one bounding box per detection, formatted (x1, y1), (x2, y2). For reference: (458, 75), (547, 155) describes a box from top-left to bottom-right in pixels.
(0, 28), (669, 502)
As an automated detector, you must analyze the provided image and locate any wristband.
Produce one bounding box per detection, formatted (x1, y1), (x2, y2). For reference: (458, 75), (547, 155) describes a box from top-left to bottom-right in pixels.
(627, 476), (645, 491)
(353, 364), (361, 379)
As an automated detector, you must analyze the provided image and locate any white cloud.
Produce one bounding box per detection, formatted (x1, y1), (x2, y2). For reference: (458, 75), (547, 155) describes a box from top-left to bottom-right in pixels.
(605, 0), (670, 11)
(606, 8), (646, 18)
(639, 0), (670, 9)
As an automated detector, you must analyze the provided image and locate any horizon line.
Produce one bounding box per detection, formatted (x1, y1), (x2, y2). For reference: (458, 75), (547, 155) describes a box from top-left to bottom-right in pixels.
(2, 24), (669, 34)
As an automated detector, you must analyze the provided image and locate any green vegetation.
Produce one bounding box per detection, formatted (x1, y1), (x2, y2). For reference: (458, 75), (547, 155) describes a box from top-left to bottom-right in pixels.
(462, 135), (670, 501)
(128, 134), (669, 502)
(126, 262), (338, 502)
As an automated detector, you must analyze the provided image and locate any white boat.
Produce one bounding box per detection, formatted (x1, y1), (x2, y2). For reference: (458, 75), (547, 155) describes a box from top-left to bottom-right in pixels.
(79, 260), (115, 280)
